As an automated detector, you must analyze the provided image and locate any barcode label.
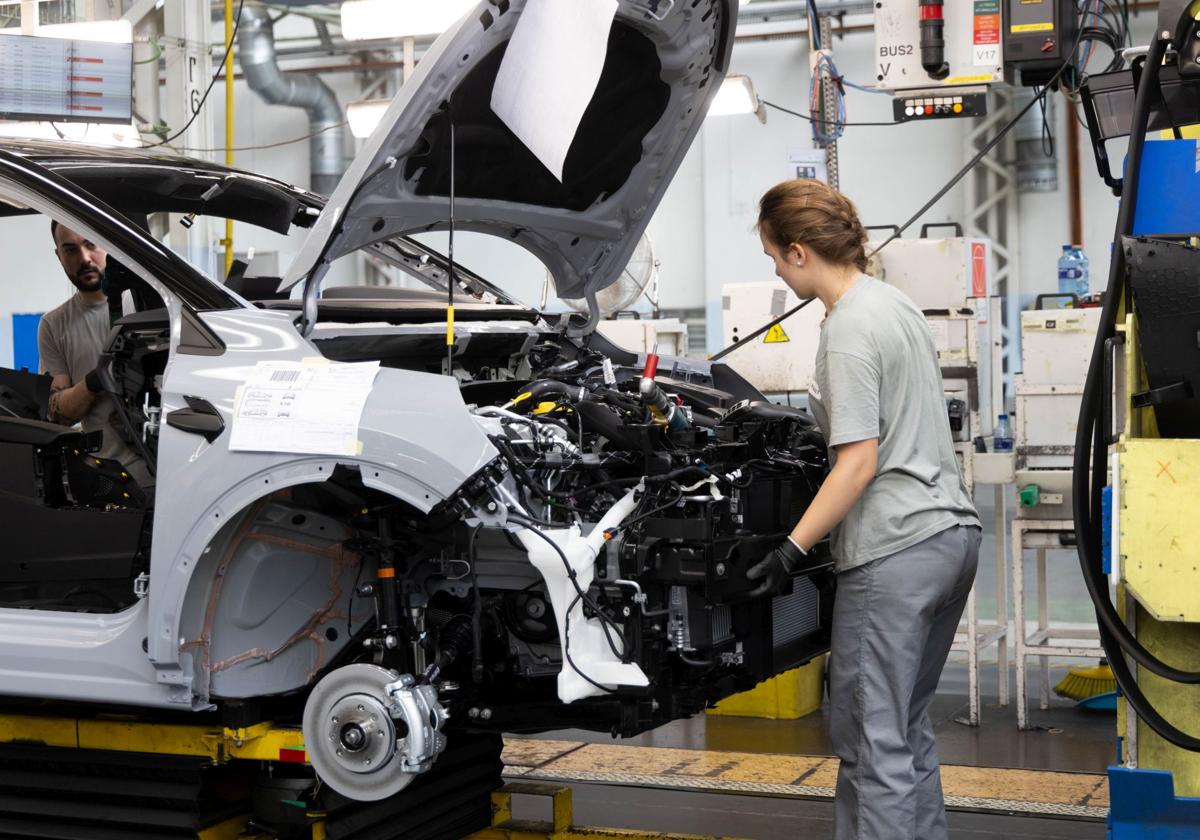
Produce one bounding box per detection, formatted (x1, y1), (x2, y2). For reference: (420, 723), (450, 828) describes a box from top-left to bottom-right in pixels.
(270, 370), (301, 383)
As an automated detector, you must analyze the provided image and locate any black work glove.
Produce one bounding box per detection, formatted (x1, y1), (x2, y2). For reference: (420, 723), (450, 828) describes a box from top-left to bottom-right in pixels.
(746, 538), (807, 598)
(83, 354), (112, 394)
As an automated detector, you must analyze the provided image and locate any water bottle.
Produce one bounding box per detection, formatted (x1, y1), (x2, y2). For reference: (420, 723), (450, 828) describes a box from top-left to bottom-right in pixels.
(993, 414), (1013, 452)
(1073, 245), (1090, 298)
(1057, 245), (1081, 300)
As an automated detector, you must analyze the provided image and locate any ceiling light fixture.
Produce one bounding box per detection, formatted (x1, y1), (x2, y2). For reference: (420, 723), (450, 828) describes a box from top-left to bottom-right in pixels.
(340, 0), (476, 41)
(15, 19), (134, 43)
(0, 121), (139, 147)
(707, 74), (766, 122)
(346, 98), (391, 139)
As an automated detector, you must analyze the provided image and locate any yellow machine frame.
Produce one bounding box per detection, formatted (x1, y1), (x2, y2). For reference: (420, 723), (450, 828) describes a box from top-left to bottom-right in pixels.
(1115, 313), (1200, 795)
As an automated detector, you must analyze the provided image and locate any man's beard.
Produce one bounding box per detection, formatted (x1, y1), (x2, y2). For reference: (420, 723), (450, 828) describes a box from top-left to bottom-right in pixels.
(69, 264), (103, 293)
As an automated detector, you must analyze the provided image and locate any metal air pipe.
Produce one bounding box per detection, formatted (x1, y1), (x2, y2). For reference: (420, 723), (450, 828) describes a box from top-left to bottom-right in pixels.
(237, 4), (345, 196)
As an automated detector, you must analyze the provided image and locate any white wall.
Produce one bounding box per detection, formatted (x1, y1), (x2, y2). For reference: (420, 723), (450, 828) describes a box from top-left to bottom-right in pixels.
(0, 215), (86, 368)
(699, 32), (971, 348)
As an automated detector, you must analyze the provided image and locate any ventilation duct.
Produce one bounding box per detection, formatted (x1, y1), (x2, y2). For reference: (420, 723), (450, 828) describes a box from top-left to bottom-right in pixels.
(238, 5), (345, 196)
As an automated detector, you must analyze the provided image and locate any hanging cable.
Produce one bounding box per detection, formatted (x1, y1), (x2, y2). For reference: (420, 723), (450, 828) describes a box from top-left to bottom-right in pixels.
(145, 0), (246, 149)
(809, 52), (847, 145)
(1035, 86), (1056, 158)
(164, 121), (347, 154)
(763, 100), (899, 128)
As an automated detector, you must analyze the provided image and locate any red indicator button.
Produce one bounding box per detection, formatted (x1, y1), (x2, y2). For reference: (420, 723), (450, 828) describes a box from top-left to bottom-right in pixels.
(925, 105), (934, 115)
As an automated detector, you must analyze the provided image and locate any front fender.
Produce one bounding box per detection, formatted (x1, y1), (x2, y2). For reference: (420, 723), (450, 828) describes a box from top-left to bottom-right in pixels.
(145, 309), (497, 702)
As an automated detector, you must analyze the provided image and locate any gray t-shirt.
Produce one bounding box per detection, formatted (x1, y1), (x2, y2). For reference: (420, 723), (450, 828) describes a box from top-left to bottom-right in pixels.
(36, 293), (153, 489)
(808, 275), (978, 572)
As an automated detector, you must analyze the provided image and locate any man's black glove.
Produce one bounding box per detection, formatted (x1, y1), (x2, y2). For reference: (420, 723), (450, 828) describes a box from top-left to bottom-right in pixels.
(83, 354), (112, 394)
(746, 538), (807, 598)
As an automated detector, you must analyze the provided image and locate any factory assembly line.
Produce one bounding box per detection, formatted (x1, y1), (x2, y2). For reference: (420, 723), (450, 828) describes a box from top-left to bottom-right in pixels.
(0, 0), (1196, 838)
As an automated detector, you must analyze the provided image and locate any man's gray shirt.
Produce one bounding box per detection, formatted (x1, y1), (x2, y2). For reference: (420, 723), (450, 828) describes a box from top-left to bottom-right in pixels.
(808, 275), (978, 572)
(37, 293), (153, 488)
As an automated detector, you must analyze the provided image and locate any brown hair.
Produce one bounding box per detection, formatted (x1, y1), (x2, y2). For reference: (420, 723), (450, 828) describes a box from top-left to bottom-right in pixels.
(757, 179), (868, 272)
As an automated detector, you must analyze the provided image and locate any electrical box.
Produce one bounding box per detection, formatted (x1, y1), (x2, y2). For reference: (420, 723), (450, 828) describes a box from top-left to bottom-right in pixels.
(1003, 0), (1079, 87)
(720, 228), (992, 394)
(596, 317), (688, 357)
(874, 0), (1004, 92)
(1014, 307), (1101, 472)
(719, 283), (824, 394)
(866, 231), (992, 312)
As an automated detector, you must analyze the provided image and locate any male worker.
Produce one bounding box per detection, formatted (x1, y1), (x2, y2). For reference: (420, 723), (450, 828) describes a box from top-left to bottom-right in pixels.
(38, 220), (153, 489)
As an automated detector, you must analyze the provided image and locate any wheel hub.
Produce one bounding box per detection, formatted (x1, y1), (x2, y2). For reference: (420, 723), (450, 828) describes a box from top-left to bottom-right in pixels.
(324, 692), (396, 772)
(302, 663), (446, 802)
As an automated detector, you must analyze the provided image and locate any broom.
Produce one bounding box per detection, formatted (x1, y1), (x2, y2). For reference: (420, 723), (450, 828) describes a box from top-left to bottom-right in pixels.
(1054, 660), (1116, 702)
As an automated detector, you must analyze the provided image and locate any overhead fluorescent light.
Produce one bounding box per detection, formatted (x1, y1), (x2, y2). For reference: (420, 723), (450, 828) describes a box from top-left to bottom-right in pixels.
(0, 19), (134, 43)
(39, 20), (133, 43)
(340, 0), (476, 41)
(708, 74), (766, 122)
(0, 121), (140, 147)
(346, 98), (391, 139)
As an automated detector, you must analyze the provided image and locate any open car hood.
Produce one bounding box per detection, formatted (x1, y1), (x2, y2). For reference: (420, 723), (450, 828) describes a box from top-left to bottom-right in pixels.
(283, 0), (736, 330)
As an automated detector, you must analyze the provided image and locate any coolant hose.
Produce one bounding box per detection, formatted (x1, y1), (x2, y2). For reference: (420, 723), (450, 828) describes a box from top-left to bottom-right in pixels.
(506, 380), (585, 413)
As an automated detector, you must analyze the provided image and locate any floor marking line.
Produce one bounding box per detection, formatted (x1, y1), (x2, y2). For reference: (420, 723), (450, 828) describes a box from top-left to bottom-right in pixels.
(788, 759), (833, 786)
(531, 741), (589, 771)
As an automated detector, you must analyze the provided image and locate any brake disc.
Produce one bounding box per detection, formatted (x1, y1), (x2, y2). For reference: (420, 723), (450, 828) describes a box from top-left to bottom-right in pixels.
(302, 663), (422, 802)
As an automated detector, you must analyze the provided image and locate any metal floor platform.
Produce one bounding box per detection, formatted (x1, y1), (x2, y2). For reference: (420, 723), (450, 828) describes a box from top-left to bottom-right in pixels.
(501, 737), (1108, 822)
(560, 782), (1106, 840)
(497, 674), (1117, 839)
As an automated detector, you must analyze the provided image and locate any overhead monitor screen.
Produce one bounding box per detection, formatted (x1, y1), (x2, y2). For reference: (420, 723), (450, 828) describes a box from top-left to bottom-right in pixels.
(0, 33), (133, 124)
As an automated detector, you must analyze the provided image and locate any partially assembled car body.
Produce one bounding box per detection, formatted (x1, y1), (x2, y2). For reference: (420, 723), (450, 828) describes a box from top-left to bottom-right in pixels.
(0, 0), (833, 803)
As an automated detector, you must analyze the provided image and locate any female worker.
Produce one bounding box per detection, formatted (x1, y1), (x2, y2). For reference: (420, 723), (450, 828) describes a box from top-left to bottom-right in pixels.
(745, 179), (982, 840)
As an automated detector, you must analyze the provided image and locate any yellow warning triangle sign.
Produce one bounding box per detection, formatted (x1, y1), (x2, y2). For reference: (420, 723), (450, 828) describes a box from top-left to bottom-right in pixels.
(764, 324), (790, 344)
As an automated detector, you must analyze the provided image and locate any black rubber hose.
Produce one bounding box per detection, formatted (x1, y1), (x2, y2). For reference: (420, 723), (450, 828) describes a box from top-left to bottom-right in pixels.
(1073, 35), (1200, 692)
(508, 380), (583, 412)
(1102, 625), (1200, 750)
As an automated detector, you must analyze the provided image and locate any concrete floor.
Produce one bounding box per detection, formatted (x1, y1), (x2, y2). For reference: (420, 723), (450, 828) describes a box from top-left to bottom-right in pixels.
(540, 661), (1116, 775)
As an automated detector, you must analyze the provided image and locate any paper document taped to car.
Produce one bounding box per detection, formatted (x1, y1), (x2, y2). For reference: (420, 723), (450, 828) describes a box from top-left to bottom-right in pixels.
(229, 360), (380, 456)
(489, 0), (617, 181)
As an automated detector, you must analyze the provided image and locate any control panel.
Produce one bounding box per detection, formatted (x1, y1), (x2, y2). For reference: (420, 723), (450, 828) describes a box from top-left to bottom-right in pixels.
(892, 89), (988, 122)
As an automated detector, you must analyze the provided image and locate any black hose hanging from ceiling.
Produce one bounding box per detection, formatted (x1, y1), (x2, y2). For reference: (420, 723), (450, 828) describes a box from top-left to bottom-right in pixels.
(1072, 32), (1200, 751)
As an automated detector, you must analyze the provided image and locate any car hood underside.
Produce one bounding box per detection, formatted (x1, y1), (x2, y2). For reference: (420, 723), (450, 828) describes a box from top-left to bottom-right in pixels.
(283, 0), (736, 326)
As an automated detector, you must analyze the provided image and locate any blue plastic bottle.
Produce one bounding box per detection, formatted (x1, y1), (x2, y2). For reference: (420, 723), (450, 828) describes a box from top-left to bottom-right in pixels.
(1057, 245), (1081, 300)
(1073, 245), (1090, 298)
(993, 414), (1013, 452)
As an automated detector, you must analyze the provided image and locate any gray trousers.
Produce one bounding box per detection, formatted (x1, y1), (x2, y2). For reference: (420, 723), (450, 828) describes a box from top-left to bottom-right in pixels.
(829, 524), (981, 840)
